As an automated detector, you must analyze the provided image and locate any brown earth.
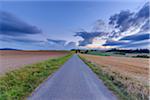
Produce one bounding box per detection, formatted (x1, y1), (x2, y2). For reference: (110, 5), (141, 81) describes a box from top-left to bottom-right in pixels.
(0, 50), (68, 75)
(80, 54), (149, 85)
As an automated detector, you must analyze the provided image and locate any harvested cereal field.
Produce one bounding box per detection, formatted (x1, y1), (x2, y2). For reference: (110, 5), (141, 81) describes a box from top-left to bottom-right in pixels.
(0, 50), (69, 75)
(80, 54), (149, 85)
(80, 54), (149, 99)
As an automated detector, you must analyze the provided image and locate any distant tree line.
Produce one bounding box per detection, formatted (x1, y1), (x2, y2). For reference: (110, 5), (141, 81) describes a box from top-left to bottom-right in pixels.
(106, 48), (150, 53)
(71, 48), (150, 53)
(133, 55), (150, 58)
(71, 49), (97, 54)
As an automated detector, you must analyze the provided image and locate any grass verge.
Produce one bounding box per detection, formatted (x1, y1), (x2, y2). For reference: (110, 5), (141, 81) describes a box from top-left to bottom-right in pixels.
(0, 54), (72, 100)
(79, 55), (134, 100)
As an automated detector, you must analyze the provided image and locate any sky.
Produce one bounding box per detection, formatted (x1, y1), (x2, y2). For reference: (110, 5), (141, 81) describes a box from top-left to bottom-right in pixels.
(0, 0), (149, 50)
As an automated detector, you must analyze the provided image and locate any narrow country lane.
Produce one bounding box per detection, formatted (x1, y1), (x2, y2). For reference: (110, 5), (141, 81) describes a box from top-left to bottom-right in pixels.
(28, 54), (117, 100)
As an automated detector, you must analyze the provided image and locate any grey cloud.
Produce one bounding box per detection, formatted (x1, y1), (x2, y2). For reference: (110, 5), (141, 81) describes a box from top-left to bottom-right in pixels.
(74, 31), (103, 46)
(65, 42), (77, 49)
(75, 2), (149, 49)
(47, 39), (66, 46)
(109, 2), (149, 33)
(103, 40), (128, 46)
(92, 19), (108, 32)
(0, 36), (44, 43)
(0, 11), (42, 36)
(120, 33), (149, 41)
(103, 39), (149, 49)
(140, 19), (150, 32)
(103, 33), (150, 46)
(121, 40), (149, 49)
(47, 39), (77, 50)
(135, 2), (149, 18)
(109, 10), (134, 32)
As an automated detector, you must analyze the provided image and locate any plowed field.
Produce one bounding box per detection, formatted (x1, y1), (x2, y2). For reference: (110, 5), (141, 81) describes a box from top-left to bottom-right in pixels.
(0, 50), (68, 75)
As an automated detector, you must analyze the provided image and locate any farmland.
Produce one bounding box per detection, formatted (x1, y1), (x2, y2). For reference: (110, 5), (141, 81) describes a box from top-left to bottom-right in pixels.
(0, 50), (69, 75)
(80, 54), (149, 100)
(0, 54), (72, 99)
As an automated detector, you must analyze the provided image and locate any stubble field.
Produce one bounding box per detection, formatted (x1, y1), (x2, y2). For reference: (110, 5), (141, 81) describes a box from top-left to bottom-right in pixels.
(80, 54), (149, 99)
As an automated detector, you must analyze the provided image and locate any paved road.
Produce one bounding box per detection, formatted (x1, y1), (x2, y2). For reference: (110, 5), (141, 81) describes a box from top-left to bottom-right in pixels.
(28, 54), (117, 100)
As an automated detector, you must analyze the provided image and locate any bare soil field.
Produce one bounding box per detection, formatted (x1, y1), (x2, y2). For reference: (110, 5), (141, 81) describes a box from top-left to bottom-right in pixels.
(0, 50), (68, 75)
(80, 54), (149, 85)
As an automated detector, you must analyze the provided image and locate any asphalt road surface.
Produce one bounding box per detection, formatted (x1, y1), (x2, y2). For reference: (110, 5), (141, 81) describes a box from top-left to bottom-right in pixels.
(28, 54), (117, 100)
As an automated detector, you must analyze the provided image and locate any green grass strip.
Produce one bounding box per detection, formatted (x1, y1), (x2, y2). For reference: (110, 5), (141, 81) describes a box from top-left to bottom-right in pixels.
(0, 54), (72, 100)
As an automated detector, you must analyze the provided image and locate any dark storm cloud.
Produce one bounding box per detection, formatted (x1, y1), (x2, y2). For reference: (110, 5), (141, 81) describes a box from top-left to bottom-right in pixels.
(103, 33), (150, 47)
(74, 31), (103, 46)
(120, 33), (149, 41)
(0, 11), (42, 36)
(104, 39), (149, 49)
(103, 33), (150, 46)
(103, 40), (128, 46)
(121, 40), (149, 49)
